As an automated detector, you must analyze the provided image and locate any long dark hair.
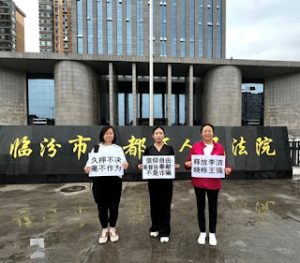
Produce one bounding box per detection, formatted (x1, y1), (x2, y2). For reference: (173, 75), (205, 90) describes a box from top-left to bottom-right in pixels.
(99, 125), (117, 144)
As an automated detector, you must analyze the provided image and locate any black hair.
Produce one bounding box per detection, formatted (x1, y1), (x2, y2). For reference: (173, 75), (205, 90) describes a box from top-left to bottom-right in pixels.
(200, 123), (215, 133)
(99, 125), (117, 144)
(152, 126), (165, 135)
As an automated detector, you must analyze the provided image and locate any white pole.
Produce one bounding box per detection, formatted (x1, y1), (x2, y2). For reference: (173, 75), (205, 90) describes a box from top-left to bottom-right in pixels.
(149, 0), (154, 126)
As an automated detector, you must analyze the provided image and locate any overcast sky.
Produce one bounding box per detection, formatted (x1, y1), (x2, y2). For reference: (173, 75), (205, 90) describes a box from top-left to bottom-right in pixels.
(13, 0), (300, 62)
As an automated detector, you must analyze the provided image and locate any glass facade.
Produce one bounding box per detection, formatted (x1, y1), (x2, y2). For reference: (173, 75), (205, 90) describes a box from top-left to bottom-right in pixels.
(117, 1), (122, 55)
(75, 0), (224, 58)
(77, 0), (83, 54)
(107, 0), (113, 55)
(198, 1), (204, 57)
(160, 2), (167, 57)
(170, 0), (177, 57)
(87, 0), (93, 54)
(28, 78), (55, 123)
(180, 0), (186, 57)
(136, 0), (143, 56)
(126, 0), (132, 55)
(216, 0), (222, 58)
(189, 0), (195, 57)
(207, 0), (213, 58)
(97, 0), (103, 54)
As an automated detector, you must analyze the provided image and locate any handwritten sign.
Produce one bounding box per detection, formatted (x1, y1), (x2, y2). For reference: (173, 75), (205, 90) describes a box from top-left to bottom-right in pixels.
(142, 155), (175, 179)
(191, 155), (225, 178)
(88, 152), (124, 177)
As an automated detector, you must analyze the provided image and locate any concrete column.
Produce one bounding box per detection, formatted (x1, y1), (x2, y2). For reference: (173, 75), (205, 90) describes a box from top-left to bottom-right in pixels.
(202, 65), (242, 125)
(54, 61), (97, 125)
(167, 64), (172, 126)
(109, 62), (118, 125)
(132, 63), (137, 126)
(0, 68), (27, 125)
(143, 0), (149, 56)
(265, 73), (300, 136)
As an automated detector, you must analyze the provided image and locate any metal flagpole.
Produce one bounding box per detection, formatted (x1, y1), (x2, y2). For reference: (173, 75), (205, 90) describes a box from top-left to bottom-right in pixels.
(149, 0), (154, 126)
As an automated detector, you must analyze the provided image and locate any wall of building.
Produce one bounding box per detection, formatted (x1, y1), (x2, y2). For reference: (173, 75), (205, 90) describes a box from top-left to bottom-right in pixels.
(54, 61), (98, 125)
(202, 65), (242, 125)
(15, 8), (25, 52)
(264, 73), (300, 136)
(0, 67), (27, 124)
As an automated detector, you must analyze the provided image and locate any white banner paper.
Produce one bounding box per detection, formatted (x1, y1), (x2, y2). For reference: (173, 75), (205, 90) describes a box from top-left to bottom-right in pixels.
(142, 155), (175, 179)
(191, 155), (225, 178)
(88, 152), (124, 177)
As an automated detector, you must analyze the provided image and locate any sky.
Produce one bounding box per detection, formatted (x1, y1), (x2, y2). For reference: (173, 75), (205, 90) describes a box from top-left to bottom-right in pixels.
(13, 0), (300, 62)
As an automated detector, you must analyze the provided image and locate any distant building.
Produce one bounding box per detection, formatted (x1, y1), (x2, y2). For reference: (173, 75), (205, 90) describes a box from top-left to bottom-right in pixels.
(72, 0), (226, 58)
(39, 0), (72, 53)
(0, 0), (25, 52)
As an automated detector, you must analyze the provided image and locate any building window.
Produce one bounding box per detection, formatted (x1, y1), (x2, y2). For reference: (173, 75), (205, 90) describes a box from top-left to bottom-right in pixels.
(189, 0), (195, 57)
(97, 0), (103, 54)
(180, 0), (186, 57)
(28, 78), (55, 125)
(87, 0), (93, 54)
(107, 0), (113, 55)
(77, 0), (83, 53)
(136, 0), (143, 55)
(126, 0), (132, 55)
(198, 1), (204, 57)
(117, 0), (123, 55)
(171, 0), (176, 57)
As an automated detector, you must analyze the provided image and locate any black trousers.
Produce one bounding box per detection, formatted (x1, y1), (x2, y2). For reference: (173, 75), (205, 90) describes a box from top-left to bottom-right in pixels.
(194, 187), (219, 233)
(92, 177), (122, 228)
(148, 179), (173, 237)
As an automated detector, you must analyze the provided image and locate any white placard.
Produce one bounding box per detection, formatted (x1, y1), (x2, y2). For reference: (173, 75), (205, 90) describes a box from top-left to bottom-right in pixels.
(142, 155), (175, 179)
(88, 152), (124, 177)
(191, 155), (225, 178)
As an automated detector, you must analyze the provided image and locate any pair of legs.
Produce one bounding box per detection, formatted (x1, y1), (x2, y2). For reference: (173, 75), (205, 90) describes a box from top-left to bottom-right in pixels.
(92, 177), (122, 229)
(194, 187), (219, 234)
(148, 179), (173, 237)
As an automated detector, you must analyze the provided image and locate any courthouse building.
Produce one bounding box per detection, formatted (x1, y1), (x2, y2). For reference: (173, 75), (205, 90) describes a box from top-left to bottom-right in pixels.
(1, 0), (300, 135)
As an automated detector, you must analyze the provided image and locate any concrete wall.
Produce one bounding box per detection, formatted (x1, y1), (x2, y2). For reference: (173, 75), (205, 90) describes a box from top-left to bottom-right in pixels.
(0, 68), (27, 125)
(54, 61), (98, 125)
(264, 73), (300, 136)
(202, 65), (241, 125)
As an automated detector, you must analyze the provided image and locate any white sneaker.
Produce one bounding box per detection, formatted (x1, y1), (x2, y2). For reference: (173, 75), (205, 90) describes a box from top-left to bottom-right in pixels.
(98, 228), (109, 244)
(197, 232), (206, 245)
(109, 227), (119, 242)
(149, 231), (159, 238)
(209, 233), (217, 246)
(160, 237), (169, 243)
